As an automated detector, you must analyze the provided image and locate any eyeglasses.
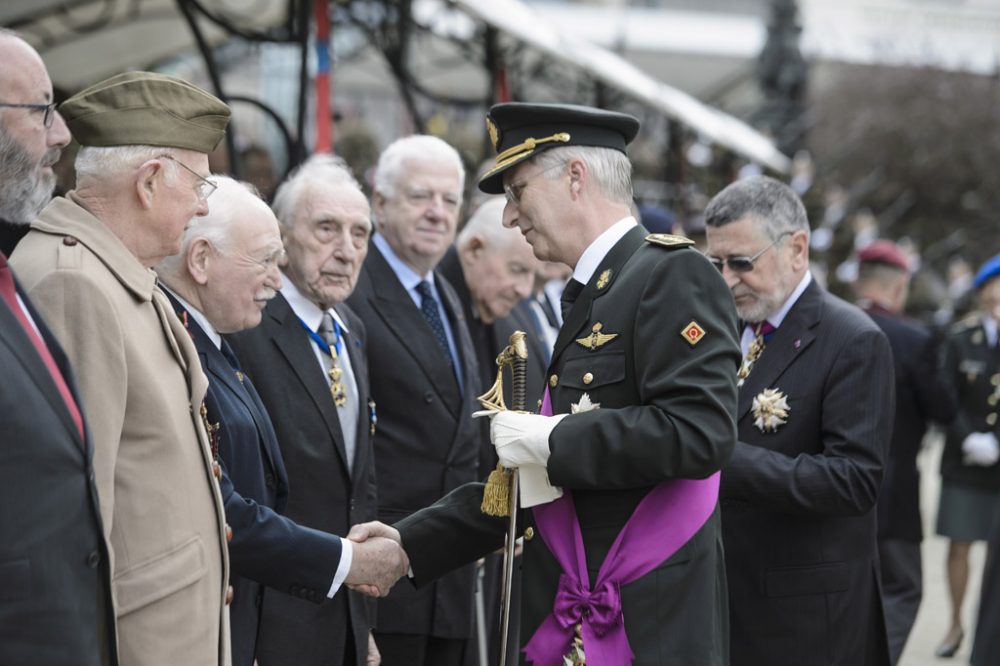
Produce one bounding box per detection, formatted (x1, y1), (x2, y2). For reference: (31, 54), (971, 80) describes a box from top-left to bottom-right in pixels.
(0, 102), (57, 128)
(504, 162), (565, 206)
(707, 231), (792, 273)
(158, 154), (217, 201)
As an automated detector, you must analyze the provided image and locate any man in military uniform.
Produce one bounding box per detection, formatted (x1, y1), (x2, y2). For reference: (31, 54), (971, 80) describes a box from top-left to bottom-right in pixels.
(350, 102), (740, 665)
(935, 253), (1000, 659)
(11, 72), (233, 665)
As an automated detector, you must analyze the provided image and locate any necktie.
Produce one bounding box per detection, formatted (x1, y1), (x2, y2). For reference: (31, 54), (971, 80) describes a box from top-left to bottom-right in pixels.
(416, 280), (454, 368)
(0, 253), (84, 439)
(318, 311), (358, 471)
(560, 278), (584, 322)
(737, 320), (776, 386)
(318, 312), (348, 407)
(220, 338), (243, 372)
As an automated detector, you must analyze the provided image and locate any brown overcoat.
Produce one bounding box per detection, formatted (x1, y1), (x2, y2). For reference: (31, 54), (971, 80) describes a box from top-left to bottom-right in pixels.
(11, 193), (231, 666)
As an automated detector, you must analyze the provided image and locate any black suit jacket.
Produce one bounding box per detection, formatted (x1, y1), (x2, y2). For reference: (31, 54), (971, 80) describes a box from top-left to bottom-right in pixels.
(864, 305), (956, 542)
(166, 294), (346, 666)
(721, 279), (894, 666)
(398, 226), (741, 665)
(346, 241), (482, 638)
(0, 266), (116, 665)
(228, 294), (377, 666)
(438, 247), (548, 475)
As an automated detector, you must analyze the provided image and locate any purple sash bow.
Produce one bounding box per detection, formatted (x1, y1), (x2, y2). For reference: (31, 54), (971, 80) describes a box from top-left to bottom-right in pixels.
(522, 388), (720, 665)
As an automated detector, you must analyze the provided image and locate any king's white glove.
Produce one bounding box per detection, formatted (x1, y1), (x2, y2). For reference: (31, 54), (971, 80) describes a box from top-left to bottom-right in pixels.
(490, 411), (567, 468)
(962, 431), (1000, 466)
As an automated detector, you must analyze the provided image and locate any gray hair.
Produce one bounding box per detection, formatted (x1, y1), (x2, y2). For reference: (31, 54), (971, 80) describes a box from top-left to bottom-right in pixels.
(703, 175), (810, 241)
(271, 153), (362, 228)
(457, 197), (513, 250)
(532, 145), (633, 205)
(75, 144), (183, 186)
(156, 176), (265, 277)
(373, 135), (465, 200)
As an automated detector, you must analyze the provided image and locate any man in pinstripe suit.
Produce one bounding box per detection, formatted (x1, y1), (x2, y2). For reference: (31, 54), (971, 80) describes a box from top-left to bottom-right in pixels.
(704, 176), (895, 666)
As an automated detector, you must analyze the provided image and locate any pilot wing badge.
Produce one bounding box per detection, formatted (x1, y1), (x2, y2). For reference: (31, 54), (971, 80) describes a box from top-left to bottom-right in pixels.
(576, 322), (618, 351)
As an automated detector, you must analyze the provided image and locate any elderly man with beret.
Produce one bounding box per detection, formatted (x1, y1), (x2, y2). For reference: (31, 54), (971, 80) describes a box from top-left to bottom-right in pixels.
(934, 252), (1000, 659)
(853, 240), (956, 663)
(11, 72), (233, 665)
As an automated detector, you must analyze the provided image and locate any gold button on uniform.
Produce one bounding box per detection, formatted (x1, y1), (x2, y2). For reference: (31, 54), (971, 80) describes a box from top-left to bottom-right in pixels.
(523, 527), (535, 541)
(990, 394), (998, 407)
(988, 413), (998, 426)
(582, 372), (594, 385)
(549, 374), (558, 388)
(992, 374), (1000, 387)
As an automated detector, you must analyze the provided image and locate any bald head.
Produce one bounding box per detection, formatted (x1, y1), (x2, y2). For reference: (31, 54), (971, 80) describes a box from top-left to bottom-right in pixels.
(0, 31), (71, 224)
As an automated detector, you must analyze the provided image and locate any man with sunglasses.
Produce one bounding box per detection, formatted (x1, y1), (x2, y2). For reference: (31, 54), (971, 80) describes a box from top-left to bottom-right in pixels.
(704, 176), (895, 666)
(11, 72), (236, 665)
(0, 29), (116, 665)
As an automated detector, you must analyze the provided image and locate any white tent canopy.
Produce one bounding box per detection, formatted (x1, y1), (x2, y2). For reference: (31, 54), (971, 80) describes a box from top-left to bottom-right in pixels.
(447, 0), (791, 173)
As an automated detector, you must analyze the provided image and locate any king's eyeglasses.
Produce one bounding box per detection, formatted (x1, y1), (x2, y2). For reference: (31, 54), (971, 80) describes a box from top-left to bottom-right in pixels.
(707, 232), (792, 273)
(159, 154), (218, 201)
(504, 162), (565, 206)
(0, 102), (57, 128)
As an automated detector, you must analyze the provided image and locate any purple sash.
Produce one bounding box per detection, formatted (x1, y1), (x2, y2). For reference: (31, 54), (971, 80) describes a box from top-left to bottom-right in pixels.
(522, 388), (720, 665)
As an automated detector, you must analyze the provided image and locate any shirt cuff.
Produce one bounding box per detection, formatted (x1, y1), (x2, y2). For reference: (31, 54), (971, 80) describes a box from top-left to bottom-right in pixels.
(328, 537), (354, 598)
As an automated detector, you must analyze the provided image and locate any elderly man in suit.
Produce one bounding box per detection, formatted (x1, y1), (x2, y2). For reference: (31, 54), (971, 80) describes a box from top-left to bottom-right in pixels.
(0, 29), (116, 665)
(345, 135), (482, 665)
(351, 102), (740, 665)
(227, 156), (384, 666)
(156, 176), (408, 666)
(852, 240), (956, 663)
(11, 72), (233, 665)
(703, 175), (895, 666)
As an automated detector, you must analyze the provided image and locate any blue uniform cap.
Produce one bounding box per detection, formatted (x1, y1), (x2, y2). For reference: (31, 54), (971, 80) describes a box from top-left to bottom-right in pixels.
(974, 253), (1000, 289)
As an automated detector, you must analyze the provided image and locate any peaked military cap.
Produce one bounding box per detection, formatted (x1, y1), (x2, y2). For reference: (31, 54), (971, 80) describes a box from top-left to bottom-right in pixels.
(974, 253), (1000, 290)
(60, 71), (230, 153)
(478, 102), (640, 194)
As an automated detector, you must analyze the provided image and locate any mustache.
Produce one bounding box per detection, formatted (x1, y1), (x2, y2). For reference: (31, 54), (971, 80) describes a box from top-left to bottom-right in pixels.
(256, 287), (277, 301)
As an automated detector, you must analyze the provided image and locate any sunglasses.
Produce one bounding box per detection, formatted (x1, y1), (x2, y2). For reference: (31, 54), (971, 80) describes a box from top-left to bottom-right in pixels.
(707, 231), (792, 273)
(0, 101), (57, 128)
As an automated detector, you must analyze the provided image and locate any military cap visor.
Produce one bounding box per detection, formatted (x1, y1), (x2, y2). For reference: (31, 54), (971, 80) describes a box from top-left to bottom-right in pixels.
(478, 103), (640, 194)
(60, 71), (230, 153)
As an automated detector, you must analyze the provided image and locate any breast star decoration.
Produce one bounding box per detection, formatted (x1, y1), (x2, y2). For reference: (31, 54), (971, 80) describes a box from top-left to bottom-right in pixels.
(751, 388), (790, 433)
(571, 393), (600, 413)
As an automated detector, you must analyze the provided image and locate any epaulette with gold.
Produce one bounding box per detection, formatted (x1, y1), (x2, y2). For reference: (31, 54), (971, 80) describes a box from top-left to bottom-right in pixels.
(644, 233), (695, 249)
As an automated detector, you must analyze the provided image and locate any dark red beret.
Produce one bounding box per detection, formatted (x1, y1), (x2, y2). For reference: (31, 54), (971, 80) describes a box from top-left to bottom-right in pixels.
(858, 240), (909, 272)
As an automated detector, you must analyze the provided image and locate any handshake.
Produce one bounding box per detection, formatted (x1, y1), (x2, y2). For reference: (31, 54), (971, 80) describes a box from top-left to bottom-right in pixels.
(343, 522), (409, 598)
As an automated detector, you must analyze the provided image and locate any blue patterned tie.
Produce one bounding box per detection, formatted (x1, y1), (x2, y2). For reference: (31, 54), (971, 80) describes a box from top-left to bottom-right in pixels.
(416, 280), (454, 369)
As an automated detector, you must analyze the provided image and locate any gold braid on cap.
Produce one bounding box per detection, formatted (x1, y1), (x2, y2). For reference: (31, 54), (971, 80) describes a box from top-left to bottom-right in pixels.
(481, 132), (571, 179)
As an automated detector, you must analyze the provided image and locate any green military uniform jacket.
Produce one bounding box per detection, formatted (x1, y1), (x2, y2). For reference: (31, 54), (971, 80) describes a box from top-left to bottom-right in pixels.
(941, 315), (1000, 490)
(399, 224), (740, 665)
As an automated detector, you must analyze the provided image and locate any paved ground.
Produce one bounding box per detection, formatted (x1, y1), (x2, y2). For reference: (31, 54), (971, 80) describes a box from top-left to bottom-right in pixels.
(899, 433), (986, 666)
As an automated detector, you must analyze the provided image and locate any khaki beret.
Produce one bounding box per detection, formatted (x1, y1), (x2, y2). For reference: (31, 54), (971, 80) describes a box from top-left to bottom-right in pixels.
(60, 71), (230, 153)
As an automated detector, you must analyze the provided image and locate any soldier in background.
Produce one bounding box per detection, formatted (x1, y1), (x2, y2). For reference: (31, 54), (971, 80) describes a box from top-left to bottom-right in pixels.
(934, 253), (1000, 659)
